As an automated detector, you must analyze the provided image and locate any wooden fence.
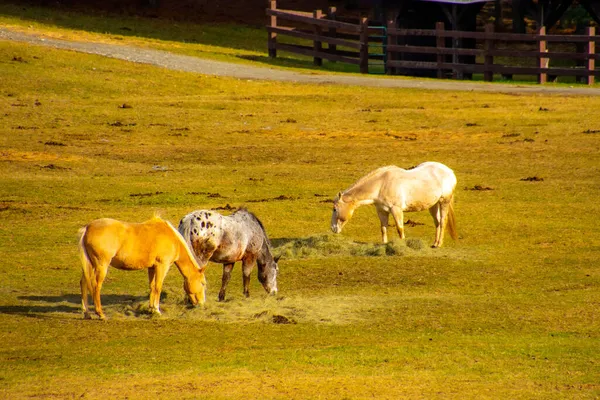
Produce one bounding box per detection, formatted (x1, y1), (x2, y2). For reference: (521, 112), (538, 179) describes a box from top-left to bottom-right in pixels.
(266, 0), (370, 73)
(266, 0), (600, 85)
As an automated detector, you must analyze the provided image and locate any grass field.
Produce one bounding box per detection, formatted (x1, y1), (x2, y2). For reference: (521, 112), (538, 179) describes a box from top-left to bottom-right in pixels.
(1, 7), (600, 399)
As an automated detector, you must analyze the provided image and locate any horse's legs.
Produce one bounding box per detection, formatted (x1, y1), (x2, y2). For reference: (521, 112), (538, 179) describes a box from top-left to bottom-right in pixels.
(376, 208), (390, 244)
(242, 258), (256, 298)
(429, 203), (442, 247)
(390, 206), (405, 240)
(92, 264), (109, 320)
(435, 200), (452, 248)
(218, 263), (235, 301)
(147, 266), (164, 315)
(80, 273), (91, 320)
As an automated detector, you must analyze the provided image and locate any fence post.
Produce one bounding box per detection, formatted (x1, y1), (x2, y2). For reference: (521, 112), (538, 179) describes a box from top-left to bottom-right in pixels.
(313, 10), (323, 66)
(386, 19), (395, 75)
(587, 26), (596, 85)
(484, 23), (494, 82)
(538, 26), (547, 84)
(360, 16), (369, 74)
(327, 7), (337, 61)
(268, 0), (277, 58)
(436, 22), (445, 79)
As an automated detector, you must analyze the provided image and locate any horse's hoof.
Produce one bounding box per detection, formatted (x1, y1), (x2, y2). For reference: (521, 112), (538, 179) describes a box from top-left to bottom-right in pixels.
(83, 313), (92, 320)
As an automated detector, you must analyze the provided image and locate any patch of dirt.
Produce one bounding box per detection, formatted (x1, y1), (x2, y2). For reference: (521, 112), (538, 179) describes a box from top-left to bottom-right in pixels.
(385, 133), (417, 141)
(44, 141), (66, 146)
(521, 176), (544, 182)
(465, 185), (494, 191)
(248, 195), (298, 203)
(273, 314), (296, 324)
(404, 219), (424, 227)
(129, 191), (164, 197)
(40, 163), (70, 170)
(213, 203), (237, 211)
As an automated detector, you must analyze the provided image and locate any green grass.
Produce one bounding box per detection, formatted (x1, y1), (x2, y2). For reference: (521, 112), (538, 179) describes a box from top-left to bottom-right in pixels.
(1, 14), (600, 399)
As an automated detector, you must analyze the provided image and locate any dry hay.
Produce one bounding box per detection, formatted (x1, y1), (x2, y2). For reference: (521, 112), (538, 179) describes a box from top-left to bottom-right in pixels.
(100, 290), (372, 325)
(272, 234), (428, 259)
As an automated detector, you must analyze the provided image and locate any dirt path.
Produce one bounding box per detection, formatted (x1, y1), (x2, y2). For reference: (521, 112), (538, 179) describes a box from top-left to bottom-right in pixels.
(2, 27), (600, 96)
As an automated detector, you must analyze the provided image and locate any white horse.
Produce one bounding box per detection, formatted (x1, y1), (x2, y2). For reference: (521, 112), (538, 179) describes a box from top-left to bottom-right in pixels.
(331, 162), (457, 248)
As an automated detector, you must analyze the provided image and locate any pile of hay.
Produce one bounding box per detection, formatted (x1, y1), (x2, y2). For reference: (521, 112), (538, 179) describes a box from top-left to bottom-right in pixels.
(272, 234), (427, 259)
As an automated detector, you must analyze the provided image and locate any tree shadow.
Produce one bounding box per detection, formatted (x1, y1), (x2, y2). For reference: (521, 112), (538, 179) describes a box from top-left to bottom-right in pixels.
(1, 2), (267, 53)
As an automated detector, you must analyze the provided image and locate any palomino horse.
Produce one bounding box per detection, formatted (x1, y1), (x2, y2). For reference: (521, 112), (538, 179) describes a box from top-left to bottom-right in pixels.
(178, 208), (279, 301)
(78, 216), (207, 320)
(331, 161), (458, 248)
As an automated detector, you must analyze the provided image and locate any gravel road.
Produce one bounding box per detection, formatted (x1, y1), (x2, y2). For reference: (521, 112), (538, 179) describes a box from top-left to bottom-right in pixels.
(2, 27), (600, 96)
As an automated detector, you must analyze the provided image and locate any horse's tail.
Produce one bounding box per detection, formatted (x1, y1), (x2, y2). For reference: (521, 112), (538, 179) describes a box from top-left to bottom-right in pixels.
(446, 196), (458, 241)
(78, 226), (96, 293)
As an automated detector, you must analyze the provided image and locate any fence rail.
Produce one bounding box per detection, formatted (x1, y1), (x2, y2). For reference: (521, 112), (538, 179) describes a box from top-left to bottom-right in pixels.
(266, 0), (600, 85)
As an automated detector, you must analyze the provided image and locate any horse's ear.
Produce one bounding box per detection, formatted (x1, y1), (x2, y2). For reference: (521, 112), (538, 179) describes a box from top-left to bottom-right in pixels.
(334, 191), (343, 202)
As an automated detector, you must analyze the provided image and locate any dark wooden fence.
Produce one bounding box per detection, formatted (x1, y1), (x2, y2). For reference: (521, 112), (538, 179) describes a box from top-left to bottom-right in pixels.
(266, 0), (600, 85)
(266, 0), (370, 73)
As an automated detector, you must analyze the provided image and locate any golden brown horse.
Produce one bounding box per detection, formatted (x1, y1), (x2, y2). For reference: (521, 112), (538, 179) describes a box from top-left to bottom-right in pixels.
(78, 216), (207, 320)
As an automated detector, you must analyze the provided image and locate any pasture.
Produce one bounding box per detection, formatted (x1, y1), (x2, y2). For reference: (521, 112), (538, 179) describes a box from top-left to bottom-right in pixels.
(1, 9), (600, 399)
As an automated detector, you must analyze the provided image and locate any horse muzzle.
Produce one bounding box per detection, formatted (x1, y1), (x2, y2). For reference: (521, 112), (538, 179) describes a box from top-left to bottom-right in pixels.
(187, 292), (205, 307)
(331, 222), (343, 234)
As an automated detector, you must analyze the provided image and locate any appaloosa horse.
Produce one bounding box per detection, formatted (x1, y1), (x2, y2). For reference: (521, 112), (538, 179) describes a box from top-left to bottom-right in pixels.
(178, 208), (279, 301)
(78, 216), (207, 320)
(331, 161), (458, 248)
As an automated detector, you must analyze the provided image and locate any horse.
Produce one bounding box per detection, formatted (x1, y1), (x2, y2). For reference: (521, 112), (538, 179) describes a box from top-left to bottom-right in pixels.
(78, 216), (207, 320)
(178, 208), (280, 301)
(331, 161), (458, 248)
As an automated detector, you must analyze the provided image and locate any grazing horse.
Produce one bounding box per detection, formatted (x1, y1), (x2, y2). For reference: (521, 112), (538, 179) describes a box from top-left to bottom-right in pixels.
(178, 208), (279, 301)
(331, 161), (458, 248)
(78, 216), (207, 320)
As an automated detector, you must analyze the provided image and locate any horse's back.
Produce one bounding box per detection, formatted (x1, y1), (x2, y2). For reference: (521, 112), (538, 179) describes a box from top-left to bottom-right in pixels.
(412, 162), (456, 192)
(83, 218), (127, 249)
(377, 162), (455, 210)
(83, 217), (178, 268)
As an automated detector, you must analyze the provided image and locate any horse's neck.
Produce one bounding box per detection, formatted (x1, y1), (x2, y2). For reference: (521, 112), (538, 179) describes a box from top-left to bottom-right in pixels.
(343, 184), (378, 206)
(257, 240), (273, 265)
(174, 237), (203, 277)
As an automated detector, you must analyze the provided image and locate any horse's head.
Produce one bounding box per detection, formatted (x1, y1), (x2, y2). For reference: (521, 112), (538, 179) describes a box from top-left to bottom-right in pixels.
(331, 191), (354, 233)
(258, 255), (280, 296)
(183, 271), (207, 306)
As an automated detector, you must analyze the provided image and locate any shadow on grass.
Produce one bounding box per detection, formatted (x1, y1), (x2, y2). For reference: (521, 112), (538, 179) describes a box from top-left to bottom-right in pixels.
(1, 2), (361, 75)
(1, 2), (265, 53)
(0, 294), (146, 316)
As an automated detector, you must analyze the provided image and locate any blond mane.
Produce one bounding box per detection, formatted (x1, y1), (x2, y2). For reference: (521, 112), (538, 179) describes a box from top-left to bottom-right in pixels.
(343, 165), (400, 198)
(163, 219), (203, 271)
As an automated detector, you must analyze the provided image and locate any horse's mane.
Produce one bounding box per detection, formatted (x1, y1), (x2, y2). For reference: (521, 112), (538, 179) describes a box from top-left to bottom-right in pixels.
(162, 218), (203, 270)
(345, 165), (399, 194)
(234, 207), (271, 247)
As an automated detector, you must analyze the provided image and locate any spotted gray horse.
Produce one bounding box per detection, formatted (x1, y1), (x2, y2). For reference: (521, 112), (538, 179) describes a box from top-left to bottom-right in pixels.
(178, 208), (279, 301)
